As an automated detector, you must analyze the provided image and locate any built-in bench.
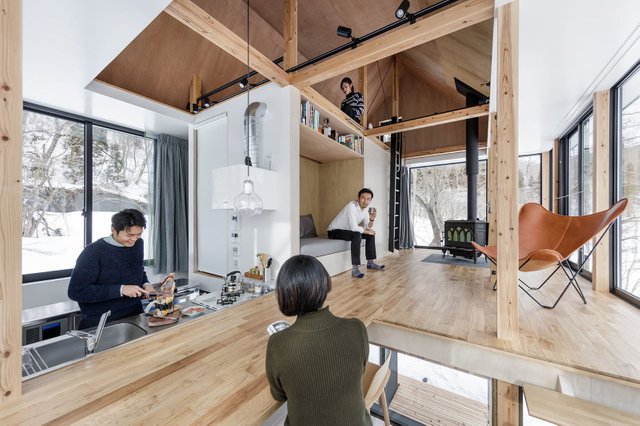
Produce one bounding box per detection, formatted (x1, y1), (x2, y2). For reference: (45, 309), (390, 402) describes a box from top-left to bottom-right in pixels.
(300, 235), (364, 276)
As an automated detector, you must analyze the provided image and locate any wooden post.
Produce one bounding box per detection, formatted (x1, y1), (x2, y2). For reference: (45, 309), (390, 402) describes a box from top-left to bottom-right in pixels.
(541, 150), (550, 209)
(188, 74), (201, 113)
(392, 55), (399, 118)
(359, 66), (368, 129)
(552, 139), (559, 213)
(495, 0), (519, 340)
(283, 0), (297, 70)
(0, 0), (23, 403)
(493, 380), (520, 426)
(488, 112), (498, 287)
(592, 90), (611, 293)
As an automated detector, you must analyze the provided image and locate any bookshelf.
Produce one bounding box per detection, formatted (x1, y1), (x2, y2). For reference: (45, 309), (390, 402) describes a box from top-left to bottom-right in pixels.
(299, 94), (364, 163)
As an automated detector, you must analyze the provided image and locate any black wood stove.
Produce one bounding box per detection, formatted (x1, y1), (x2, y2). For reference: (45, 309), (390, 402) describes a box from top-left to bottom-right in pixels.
(442, 79), (488, 263)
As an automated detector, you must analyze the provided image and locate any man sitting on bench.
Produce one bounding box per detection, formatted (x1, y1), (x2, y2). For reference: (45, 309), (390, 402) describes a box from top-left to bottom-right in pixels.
(327, 188), (385, 278)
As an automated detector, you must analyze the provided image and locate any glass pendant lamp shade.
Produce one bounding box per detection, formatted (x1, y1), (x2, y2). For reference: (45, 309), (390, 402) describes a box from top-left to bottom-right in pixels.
(233, 176), (263, 216)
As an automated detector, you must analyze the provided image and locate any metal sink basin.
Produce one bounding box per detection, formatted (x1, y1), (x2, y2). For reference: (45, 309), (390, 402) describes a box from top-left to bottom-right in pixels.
(22, 322), (147, 378)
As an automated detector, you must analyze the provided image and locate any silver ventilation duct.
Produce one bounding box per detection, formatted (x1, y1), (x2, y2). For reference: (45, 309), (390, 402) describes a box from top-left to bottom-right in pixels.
(244, 102), (267, 168)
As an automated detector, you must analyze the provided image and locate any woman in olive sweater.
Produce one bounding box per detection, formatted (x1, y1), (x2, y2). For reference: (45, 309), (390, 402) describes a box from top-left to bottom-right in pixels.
(265, 255), (372, 426)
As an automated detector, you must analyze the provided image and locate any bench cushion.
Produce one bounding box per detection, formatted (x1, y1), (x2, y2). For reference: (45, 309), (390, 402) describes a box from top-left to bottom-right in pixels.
(300, 237), (363, 257)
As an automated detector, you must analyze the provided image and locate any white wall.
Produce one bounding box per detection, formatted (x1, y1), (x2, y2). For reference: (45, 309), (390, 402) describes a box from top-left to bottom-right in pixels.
(188, 84), (298, 290)
(364, 138), (393, 261)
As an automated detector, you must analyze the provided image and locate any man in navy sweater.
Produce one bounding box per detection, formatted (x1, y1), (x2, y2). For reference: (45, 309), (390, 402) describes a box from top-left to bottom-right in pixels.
(68, 209), (154, 328)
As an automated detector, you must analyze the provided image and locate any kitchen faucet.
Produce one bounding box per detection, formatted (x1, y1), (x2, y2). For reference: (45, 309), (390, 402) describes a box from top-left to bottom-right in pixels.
(67, 310), (111, 355)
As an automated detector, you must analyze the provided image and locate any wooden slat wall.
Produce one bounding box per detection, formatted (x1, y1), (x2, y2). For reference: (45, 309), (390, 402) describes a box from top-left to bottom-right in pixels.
(392, 55), (399, 118)
(0, 0), (22, 403)
(318, 159), (364, 236)
(283, 0), (297, 70)
(495, 0), (519, 340)
(488, 113), (497, 287)
(359, 66), (368, 129)
(541, 150), (550, 209)
(592, 90), (611, 293)
(493, 380), (520, 426)
(299, 157), (320, 227)
(553, 139), (560, 213)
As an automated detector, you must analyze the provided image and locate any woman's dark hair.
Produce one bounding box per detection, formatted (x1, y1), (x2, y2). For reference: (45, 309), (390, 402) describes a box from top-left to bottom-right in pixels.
(358, 187), (374, 199)
(340, 77), (354, 93)
(111, 209), (147, 232)
(276, 255), (332, 316)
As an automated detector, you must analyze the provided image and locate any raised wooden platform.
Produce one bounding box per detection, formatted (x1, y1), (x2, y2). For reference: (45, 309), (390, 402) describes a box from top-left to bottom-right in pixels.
(2, 249), (640, 424)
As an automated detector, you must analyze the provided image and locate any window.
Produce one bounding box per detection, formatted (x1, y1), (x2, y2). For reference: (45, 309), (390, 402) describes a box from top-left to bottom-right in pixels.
(559, 110), (594, 273)
(411, 155), (542, 247)
(22, 105), (154, 283)
(613, 62), (640, 304)
(411, 161), (487, 247)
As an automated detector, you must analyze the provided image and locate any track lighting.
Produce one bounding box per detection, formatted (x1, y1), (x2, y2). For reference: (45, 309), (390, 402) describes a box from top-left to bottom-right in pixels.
(203, 98), (211, 108)
(336, 25), (359, 48)
(395, 0), (415, 23)
(395, 0), (410, 19)
(192, 103), (199, 114)
(239, 77), (249, 89)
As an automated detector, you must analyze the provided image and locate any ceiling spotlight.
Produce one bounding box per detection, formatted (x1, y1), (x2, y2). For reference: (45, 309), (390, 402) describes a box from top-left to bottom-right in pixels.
(395, 0), (410, 19)
(203, 98), (211, 108)
(336, 25), (352, 39)
(239, 77), (249, 89)
(192, 103), (199, 114)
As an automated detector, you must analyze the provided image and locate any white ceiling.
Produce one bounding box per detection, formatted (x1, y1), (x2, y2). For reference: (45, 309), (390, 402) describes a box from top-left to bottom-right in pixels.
(23, 0), (190, 138)
(512, 0), (640, 154)
(22, 0), (640, 149)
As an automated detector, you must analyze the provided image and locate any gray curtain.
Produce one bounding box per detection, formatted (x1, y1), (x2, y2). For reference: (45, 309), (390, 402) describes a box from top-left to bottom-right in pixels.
(399, 166), (414, 249)
(153, 134), (188, 273)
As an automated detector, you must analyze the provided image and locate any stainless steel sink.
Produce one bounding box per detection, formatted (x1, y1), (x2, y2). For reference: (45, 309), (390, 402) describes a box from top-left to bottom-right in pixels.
(22, 322), (147, 378)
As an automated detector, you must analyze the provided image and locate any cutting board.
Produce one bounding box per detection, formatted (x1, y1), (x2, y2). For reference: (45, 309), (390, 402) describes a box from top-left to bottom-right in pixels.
(148, 307), (181, 327)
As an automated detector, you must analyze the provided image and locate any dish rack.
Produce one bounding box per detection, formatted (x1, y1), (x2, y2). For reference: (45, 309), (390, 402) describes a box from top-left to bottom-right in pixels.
(22, 346), (48, 377)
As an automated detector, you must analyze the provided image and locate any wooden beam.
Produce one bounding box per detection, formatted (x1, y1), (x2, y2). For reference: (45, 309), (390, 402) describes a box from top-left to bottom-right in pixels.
(553, 138), (559, 213)
(592, 90), (611, 293)
(405, 141), (487, 159)
(359, 66), (368, 129)
(165, 0), (289, 87)
(495, 0), (519, 341)
(364, 104), (489, 137)
(392, 55), (399, 118)
(299, 86), (363, 135)
(488, 112), (497, 287)
(523, 383), (640, 426)
(283, 0), (297, 70)
(493, 380), (520, 426)
(0, 0), (22, 403)
(289, 0), (494, 87)
(541, 150), (550, 210)
(188, 74), (201, 113)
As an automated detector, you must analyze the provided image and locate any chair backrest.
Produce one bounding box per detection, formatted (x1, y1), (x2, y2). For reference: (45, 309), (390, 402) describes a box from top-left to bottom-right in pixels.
(518, 199), (628, 260)
(362, 352), (392, 409)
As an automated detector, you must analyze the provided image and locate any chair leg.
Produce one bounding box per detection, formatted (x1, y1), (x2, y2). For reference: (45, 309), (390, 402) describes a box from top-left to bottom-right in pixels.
(519, 264), (561, 290)
(379, 389), (390, 426)
(518, 262), (587, 309)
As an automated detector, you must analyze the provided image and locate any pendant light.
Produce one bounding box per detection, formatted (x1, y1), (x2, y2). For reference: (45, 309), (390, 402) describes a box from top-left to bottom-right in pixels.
(233, 0), (263, 216)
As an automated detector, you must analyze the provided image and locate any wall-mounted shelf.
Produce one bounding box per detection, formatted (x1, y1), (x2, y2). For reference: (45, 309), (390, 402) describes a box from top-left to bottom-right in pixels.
(299, 124), (363, 163)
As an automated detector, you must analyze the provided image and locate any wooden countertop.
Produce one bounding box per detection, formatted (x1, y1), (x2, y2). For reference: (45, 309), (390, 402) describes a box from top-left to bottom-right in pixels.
(3, 250), (640, 424)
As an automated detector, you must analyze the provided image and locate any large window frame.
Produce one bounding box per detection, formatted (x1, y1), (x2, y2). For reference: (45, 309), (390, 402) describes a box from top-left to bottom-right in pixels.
(22, 103), (151, 284)
(559, 108), (594, 279)
(611, 60), (640, 308)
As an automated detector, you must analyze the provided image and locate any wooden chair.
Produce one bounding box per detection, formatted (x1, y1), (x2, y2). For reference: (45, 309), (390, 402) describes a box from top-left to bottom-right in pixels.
(471, 199), (628, 309)
(362, 352), (392, 426)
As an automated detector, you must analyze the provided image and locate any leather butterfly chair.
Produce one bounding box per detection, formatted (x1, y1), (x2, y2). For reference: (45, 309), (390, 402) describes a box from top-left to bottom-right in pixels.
(471, 199), (628, 309)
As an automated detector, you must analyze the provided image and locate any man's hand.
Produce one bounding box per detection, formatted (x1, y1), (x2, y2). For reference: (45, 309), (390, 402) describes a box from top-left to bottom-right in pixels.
(369, 209), (377, 222)
(122, 285), (149, 298)
(363, 228), (376, 236)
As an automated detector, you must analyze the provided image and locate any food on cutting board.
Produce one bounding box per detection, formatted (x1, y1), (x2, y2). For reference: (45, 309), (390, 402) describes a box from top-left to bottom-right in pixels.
(182, 306), (205, 317)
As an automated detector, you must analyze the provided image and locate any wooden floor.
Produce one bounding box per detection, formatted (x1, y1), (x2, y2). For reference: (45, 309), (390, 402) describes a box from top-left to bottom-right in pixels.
(362, 249), (640, 385)
(390, 375), (489, 425)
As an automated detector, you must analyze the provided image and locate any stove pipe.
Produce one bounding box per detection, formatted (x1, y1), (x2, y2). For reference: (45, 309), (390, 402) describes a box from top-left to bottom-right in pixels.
(455, 78), (487, 221)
